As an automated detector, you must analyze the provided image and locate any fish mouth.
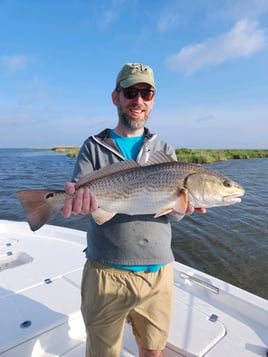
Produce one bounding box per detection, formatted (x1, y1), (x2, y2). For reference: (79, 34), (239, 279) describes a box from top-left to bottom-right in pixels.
(223, 194), (244, 203)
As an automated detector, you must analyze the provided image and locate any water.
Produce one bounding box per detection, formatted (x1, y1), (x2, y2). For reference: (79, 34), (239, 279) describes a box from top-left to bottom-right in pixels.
(1, 148), (267, 299)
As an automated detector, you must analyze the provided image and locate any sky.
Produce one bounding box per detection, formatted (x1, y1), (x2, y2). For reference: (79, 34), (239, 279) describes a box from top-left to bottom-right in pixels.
(0, 0), (268, 149)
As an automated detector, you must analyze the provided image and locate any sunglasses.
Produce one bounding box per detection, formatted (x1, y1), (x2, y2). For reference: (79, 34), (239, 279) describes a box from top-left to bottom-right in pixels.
(118, 87), (155, 101)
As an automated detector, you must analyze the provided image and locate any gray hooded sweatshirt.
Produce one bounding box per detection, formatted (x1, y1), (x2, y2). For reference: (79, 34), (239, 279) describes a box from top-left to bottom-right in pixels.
(72, 128), (176, 266)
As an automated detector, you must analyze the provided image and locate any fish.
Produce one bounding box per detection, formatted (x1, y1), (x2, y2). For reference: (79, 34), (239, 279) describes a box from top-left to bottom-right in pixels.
(15, 152), (245, 232)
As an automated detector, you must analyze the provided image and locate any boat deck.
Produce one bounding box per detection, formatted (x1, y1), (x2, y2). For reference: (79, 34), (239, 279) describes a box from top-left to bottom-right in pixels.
(0, 221), (267, 356)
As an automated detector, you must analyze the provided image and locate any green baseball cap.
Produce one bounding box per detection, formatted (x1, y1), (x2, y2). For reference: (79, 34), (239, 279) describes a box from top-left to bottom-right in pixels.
(116, 63), (156, 90)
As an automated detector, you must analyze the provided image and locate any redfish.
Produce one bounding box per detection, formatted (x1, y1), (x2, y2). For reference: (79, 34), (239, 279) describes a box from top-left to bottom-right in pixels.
(16, 152), (245, 231)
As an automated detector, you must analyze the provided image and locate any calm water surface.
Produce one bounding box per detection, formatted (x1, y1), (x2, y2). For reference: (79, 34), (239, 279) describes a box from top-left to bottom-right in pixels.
(1, 148), (267, 299)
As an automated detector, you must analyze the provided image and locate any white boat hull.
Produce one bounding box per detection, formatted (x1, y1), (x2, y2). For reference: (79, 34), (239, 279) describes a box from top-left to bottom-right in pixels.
(0, 220), (267, 356)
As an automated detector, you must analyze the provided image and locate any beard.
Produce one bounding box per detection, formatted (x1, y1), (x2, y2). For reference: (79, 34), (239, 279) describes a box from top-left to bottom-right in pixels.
(117, 104), (150, 131)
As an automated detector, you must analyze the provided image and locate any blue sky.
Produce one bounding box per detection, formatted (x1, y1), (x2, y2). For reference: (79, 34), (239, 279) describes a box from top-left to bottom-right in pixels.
(0, 0), (268, 149)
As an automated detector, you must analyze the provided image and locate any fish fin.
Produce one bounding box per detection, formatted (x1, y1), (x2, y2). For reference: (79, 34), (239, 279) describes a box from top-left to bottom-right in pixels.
(154, 190), (188, 218)
(173, 190), (188, 213)
(144, 152), (176, 166)
(15, 190), (65, 232)
(76, 160), (140, 188)
(77, 152), (176, 188)
(91, 208), (116, 225)
(154, 208), (174, 218)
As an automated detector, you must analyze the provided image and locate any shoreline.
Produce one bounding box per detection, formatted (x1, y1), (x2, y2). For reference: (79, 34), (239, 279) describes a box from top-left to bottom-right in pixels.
(51, 146), (268, 164)
(51, 146), (79, 157)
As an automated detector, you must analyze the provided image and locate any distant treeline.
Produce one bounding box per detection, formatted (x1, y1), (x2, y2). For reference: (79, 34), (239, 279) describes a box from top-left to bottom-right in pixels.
(175, 148), (268, 163)
(52, 146), (80, 158)
(52, 146), (268, 164)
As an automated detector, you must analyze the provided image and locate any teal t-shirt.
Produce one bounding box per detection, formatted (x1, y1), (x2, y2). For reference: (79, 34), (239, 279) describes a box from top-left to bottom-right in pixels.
(109, 129), (165, 273)
(110, 129), (145, 160)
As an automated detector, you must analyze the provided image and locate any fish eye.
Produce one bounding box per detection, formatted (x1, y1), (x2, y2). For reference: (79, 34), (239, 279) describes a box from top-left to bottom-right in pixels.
(223, 180), (232, 188)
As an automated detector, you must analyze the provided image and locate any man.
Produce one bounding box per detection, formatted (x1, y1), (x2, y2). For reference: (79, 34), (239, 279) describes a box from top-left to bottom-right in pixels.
(62, 63), (205, 357)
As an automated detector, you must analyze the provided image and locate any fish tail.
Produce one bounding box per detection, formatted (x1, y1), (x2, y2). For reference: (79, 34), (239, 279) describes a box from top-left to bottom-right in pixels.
(15, 189), (67, 232)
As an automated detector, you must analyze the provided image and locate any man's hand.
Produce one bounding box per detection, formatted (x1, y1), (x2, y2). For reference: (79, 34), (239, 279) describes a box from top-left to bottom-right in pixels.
(170, 203), (206, 220)
(61, 183), (98, 218)
(186, 203), (206, 215)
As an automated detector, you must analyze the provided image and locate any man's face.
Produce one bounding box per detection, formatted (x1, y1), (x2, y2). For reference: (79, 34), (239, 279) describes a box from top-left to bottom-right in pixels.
(112, 83), (155, 131)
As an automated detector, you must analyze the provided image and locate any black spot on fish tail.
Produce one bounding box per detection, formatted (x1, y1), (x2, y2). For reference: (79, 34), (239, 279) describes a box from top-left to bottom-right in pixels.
(45, 192), (55, 199)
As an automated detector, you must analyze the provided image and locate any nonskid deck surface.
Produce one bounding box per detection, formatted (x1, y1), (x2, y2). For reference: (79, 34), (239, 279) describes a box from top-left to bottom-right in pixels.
(0, 221), (267, 357)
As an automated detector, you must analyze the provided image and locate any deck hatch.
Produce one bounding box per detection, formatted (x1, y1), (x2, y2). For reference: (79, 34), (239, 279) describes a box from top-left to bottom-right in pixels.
(0, 252), (33, 271)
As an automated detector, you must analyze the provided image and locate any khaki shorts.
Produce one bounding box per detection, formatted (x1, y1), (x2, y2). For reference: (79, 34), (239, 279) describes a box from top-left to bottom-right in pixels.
(81, 260), (174, 357)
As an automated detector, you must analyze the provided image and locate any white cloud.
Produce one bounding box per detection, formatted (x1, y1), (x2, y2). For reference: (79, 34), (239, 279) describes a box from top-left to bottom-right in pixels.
(158, 13), (178, 32)
(98, 9), (119, 30)
(1, 54), (30, 74)
(166, 19), (267, 74)
(97, 0), (138, 31)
